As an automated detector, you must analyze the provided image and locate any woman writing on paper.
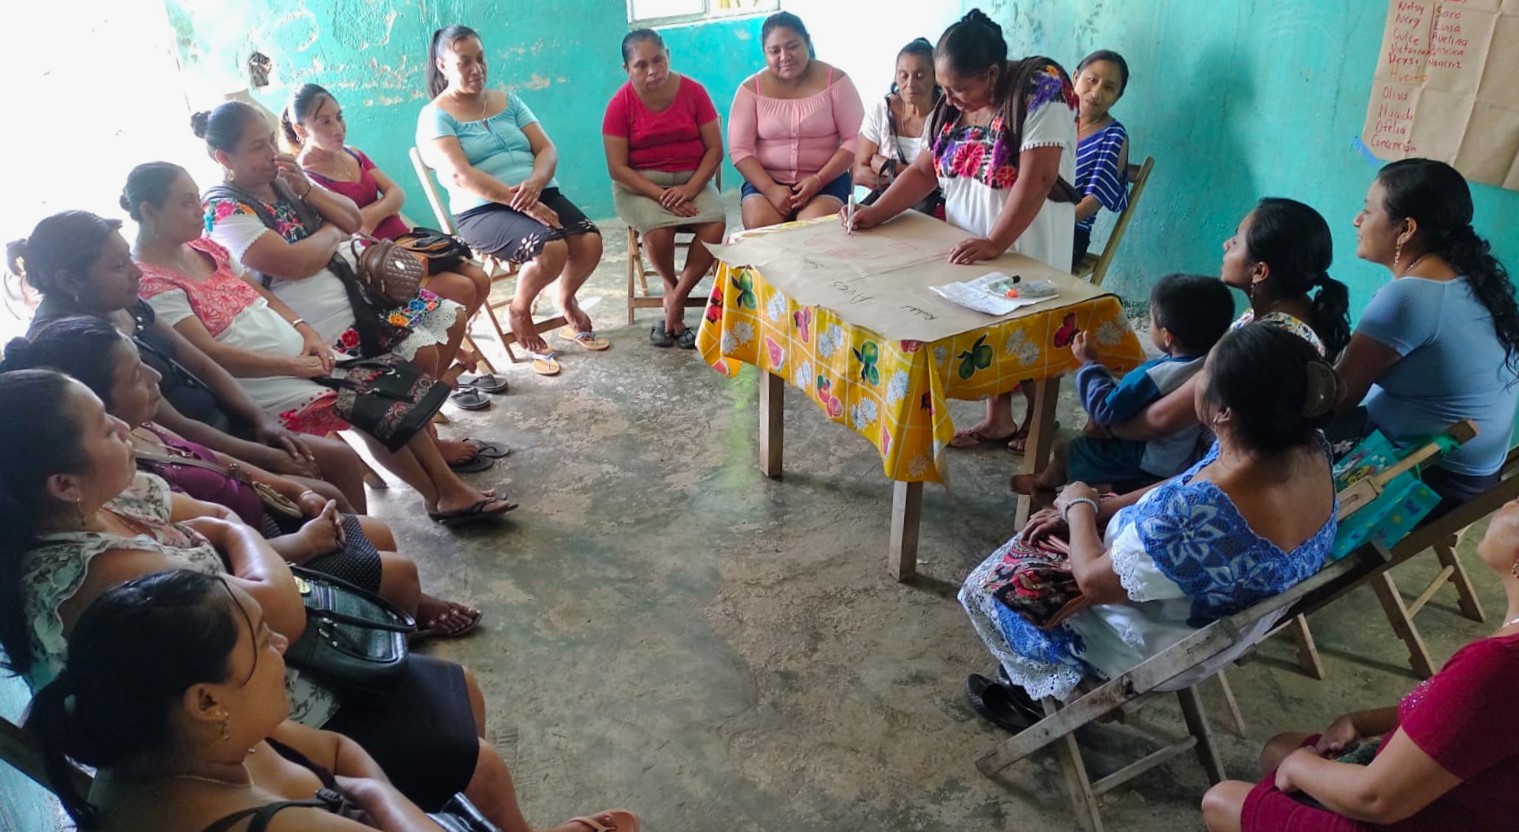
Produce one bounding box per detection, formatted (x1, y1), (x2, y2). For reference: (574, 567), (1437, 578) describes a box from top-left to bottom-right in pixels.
(843, 9), (1080, 451)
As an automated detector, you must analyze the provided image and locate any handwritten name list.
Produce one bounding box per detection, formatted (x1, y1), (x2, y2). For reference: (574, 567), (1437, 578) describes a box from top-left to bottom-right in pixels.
(1363, 0), (1519, 190)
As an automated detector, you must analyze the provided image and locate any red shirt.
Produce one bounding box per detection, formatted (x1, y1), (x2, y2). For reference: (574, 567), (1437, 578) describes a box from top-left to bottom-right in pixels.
(601, 75), (718, 173)
(305, 148), (411, 241)
(1243, 632), (1519, 831)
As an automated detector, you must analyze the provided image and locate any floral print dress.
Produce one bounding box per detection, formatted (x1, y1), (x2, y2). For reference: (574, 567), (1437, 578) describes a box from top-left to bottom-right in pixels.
(931, 63), (1078, 271)
(959, 442), (1335, 701)
(203, 191), (461, 360)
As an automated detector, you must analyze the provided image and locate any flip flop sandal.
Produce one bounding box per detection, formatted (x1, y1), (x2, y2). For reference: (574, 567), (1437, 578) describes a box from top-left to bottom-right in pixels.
(673, 327), (698, 350)
(1007, 423), (1059, 455)
(428, 497), (519, 526)
(412, 604), (483, 642)
(566, 809), (641, 832)
(459, 372), (510, 394)
(465, 439), (511, 459)
(448, 387), (492, 411)
(649, 324), (675, 348)
(528, 351), (562, 376)
(559, 327), (611, 351)
(949, 428), (1016, 449)
(964, 673), (1034, 733)
(447, 453), (495, 474)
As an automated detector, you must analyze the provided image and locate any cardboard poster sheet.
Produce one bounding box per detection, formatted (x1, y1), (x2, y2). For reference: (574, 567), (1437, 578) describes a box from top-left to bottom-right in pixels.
(1362, 0), (1519, 190)
(705, 212), (1108, 344)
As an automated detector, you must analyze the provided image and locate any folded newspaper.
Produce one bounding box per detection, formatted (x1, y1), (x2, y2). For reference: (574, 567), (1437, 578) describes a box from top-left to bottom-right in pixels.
(929, 272), (1060, 316)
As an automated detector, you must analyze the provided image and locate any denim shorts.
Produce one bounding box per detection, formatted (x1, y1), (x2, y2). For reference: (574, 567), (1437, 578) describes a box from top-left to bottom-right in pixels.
(741, 172), (853, 207)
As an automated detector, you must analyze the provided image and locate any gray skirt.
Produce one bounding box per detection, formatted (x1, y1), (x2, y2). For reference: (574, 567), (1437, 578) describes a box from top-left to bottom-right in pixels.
(612, 169), (725, 232)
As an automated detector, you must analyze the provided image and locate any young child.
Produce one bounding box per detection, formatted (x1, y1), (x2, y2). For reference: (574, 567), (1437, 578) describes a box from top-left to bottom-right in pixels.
(1012, 273), (1234, 495)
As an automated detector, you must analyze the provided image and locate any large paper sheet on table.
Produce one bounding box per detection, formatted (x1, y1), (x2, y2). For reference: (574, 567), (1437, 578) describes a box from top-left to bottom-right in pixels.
(707, 212), (1109, 343)
(1361, 0), (1519, 190)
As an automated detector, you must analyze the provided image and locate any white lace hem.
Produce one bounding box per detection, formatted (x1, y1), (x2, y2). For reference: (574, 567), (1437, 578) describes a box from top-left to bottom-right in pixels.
(960, 551), (1089, 703)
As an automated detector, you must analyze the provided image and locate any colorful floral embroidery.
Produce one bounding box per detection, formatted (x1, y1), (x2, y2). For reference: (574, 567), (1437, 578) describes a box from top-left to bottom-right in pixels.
(138, 239), (262, 337)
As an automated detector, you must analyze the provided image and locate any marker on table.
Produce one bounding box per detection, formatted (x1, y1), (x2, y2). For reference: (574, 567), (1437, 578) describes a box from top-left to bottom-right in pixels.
(846, 190), (856, 236)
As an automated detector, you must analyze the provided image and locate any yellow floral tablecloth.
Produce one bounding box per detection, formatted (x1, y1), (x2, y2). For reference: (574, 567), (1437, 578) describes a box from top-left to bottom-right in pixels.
(696, 263), (1146, 483)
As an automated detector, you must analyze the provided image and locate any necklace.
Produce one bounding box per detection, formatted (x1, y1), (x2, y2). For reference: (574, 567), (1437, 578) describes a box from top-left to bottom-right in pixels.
(169, 773), (251, 789)
(477, 91), (488, 122)
(1399, 252), (1430, 278)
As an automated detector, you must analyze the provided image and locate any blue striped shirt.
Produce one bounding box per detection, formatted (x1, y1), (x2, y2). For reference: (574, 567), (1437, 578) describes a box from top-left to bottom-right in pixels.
(1074, 119), (1128, 233)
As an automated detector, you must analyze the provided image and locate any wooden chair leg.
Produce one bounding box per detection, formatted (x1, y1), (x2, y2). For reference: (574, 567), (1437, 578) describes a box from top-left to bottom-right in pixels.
(482, 302), (519, 363)
(461, 332), (497, 375)
(1176, 685), (1226, 784)
(1043, 697), (1104, 832)
(626, 226), (639, 326)
(1286, 614), (1325, 680)
(1434, 538), (1486, 622)
(1372, 571), (1438, 678)
(1213, 669), (1247, 737)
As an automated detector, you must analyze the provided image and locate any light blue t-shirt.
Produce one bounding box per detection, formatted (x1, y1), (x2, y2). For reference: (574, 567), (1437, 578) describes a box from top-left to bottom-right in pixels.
(1356, 276), (1519, 476)
(416, 93), (559, 216)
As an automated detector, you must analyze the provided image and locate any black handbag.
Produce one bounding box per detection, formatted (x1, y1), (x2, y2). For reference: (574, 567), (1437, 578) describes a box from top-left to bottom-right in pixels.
(395, 226), (473, 275)
(314, 354), (449, 452)
(283, 566), (415, 692)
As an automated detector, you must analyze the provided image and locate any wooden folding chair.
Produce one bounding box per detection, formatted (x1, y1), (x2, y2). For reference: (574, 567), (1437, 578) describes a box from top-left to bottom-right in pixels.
(408, 147), (567, 368)
(1277, 435), (1519, 680)
(974, 541), (1396, 832)
(1074, 156), (1154, 288)
(625, 169), (723, 324)
(2, 713), (90, 802)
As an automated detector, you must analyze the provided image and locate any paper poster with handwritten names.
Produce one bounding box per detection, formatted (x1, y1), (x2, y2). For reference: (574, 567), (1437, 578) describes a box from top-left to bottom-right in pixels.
(705, 213), (1108, 343)
(1362, 0), (1519, 190)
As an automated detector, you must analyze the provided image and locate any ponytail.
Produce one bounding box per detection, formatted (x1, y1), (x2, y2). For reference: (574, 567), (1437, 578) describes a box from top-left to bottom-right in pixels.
(1309, 272), (1351, 360)
(427, 25), (480, 97)
(28, 673), (100, 827)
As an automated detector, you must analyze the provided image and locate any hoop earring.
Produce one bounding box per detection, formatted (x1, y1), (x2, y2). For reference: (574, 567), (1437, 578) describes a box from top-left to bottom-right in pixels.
(74, 497), (87, 530)
(1510, 559), (1518, 579)
(220, 712), (232, 742)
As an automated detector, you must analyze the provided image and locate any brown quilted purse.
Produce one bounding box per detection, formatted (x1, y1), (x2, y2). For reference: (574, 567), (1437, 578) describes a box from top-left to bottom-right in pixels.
(348, 235), (425, 307)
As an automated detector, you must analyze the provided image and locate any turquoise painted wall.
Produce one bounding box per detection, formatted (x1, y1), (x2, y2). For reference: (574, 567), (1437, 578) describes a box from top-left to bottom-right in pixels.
(967, 0), (1519, 313)
(165, 0), (765, 223)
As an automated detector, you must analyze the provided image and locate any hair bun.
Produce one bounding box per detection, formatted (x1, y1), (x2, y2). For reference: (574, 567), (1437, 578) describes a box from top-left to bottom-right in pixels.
(960, 8), (1002, 34)
(1301, 360), (1344, 419)
(189, 110), (212, 139)
(2, 336), (34, 370)
(118, 193), (133, 213)
(5, 238), (28, 277)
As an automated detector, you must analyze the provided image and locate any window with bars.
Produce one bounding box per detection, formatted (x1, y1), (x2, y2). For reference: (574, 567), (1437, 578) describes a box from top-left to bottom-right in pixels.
(627, 0), (778, 27)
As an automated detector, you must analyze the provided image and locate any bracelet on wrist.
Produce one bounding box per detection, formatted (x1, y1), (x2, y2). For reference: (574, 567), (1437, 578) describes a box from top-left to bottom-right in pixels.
(290, 318), (307, 329)
(300, 181), (314, 199)
(1061, 496), (1099, 523)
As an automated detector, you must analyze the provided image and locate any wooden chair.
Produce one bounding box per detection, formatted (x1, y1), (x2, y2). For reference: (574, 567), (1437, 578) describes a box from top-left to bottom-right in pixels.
(973, 422), (1478, 830)
(408, 147), (567, 368)
(1276, 439), (1519, 680)
(625, 169), (723, 325)
(1, 713), (89, 803)
(1074, 156), (1154, 288)
(974, 541), (1396, 832)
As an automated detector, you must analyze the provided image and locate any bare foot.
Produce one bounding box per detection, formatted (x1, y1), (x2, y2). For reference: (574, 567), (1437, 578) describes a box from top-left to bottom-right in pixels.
(414, 595), (481, 640)
(507, 304), (550, 354)
(437, 438), (479, 465)
(560, 295), (593, 334)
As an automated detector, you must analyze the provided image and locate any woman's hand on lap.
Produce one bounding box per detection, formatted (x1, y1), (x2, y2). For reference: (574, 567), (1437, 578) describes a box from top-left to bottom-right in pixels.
(1019, 507), (1068, 545)
(788, 175), (822, 210)
(949, 237), (1004, 265)
(764, 183), (793, 214)
(299, 329), (335, 374)
(295, 501), (344, 558)
(1315, 715), (1361, 756)
(510, 177), (544, 212)
(1274, 748), (1319, 794)
(253, 422), (317, 469)
(526, 202), (561, 229)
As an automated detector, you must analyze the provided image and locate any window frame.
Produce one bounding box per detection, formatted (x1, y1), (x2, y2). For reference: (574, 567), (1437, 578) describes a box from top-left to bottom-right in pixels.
(625, 0), (778, 29)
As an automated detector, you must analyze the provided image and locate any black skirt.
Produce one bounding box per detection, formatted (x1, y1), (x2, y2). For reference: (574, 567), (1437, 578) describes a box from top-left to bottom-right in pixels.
(323, 655), (480, 810)
(453, 188), (598, 263)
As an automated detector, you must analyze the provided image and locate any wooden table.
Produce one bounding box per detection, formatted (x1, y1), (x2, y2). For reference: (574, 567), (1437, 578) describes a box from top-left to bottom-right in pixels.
(696, 237), (1143, 580)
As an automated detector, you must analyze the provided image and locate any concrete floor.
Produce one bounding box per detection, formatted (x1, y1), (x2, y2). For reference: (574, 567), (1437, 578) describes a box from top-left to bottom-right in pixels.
(362, 217), (1506, 832)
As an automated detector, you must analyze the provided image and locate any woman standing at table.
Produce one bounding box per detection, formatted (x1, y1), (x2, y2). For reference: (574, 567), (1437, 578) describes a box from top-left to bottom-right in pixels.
(603, 28), (727, 349)
(846, 8), (1080, 450)
(729, 12), (864, 230)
